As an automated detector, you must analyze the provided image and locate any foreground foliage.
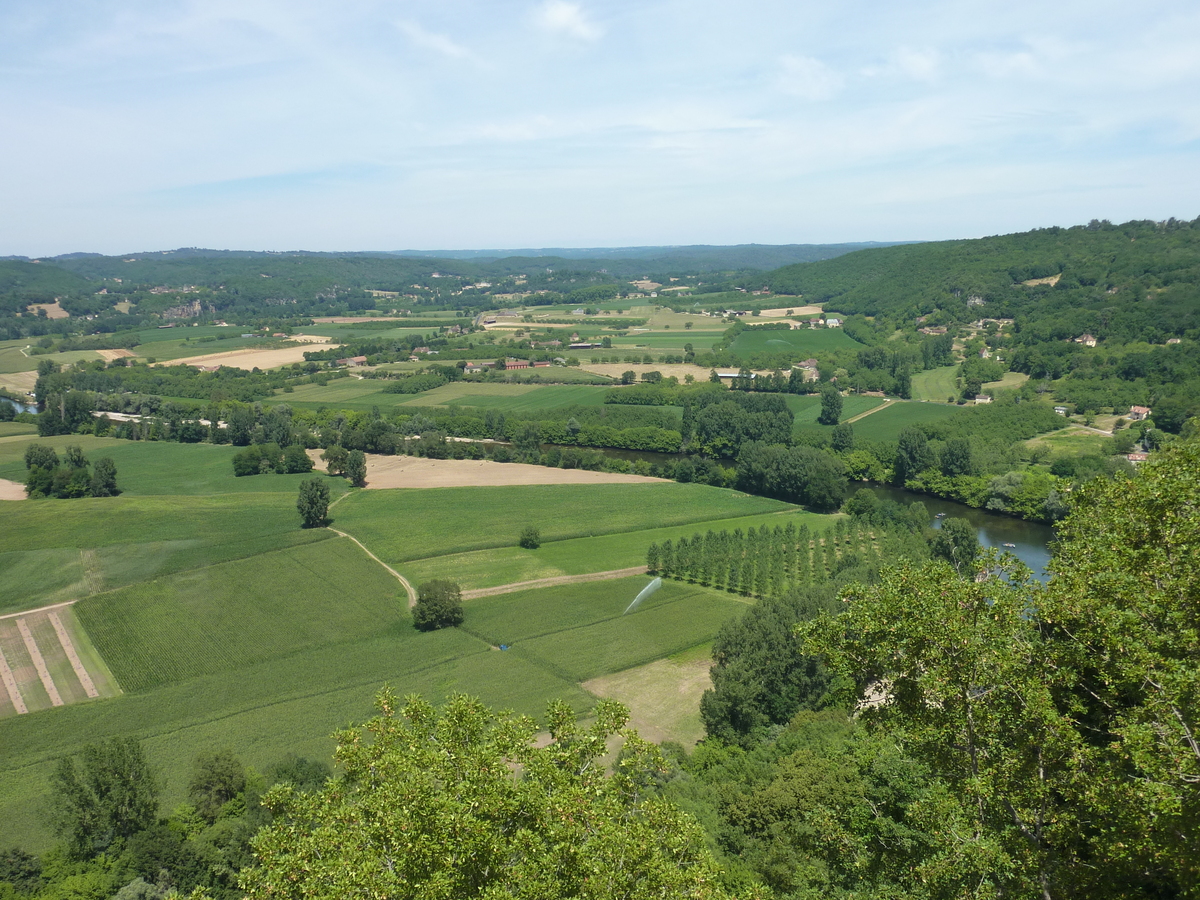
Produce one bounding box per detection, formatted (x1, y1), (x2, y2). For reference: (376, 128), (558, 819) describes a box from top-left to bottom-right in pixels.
(799, 434), (1200, 898)
(241, 693), (743, 899)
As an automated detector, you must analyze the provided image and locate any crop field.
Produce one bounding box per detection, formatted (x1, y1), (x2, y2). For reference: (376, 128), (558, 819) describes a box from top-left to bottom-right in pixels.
(837, 400), (965, 442)
(75, 538), (405, 691)
(0, 424), (795, 850)
(785, 393), (886, 428)
(470, 578), (744, 683)
(910, 365), (959, 402)
(982, 372), (1029, 393)
(728, 327), (862, 358)
(0, 436), (353, 499)
(431, 383), (610, 411)
(0, 345), (100, 374)
(333, 483), (792, 564)
(0, 605), (118, 718)
(608, 330), (725, 350)
(1024, 426), (1111, 457)
(135, 335), (296, 363)
(402, 508), (834, 590)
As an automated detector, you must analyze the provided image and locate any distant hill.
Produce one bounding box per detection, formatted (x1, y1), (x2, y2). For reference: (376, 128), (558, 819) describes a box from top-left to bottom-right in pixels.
(760, 219), (1200, 328)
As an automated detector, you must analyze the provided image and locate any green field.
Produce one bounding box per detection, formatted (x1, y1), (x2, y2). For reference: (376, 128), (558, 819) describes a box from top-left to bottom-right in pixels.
(333, 483), (792, 565)
(426, 382), (610, 411)
(728, 328), (862, 358)
(403, 508), (834, 590)
(910, 365), (959, 402)
(827, 400), (965, 442)
(785, 394), (886, 429)
(0, 423), (793, 850)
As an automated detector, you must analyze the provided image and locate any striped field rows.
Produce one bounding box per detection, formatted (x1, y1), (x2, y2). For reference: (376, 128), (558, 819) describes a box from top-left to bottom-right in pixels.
(0, 604), (116, 717)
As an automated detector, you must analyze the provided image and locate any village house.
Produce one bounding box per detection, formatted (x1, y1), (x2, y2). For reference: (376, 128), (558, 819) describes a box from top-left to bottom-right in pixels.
(1075, 334), (1098, 347)
(1128, 405), (1152, 420)
(1126, 451), (1149, 463)
(825, 317), (842, 327)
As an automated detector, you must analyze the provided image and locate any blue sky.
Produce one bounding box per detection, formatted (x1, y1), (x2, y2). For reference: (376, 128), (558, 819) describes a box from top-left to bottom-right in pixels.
(3, 0), (1198, 255)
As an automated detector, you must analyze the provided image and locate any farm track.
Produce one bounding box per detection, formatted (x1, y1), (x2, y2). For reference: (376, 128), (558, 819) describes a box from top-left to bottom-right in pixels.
(328, 528), (418, 608)
(845, 398), (894, 424)
(462, 567), (648, 600)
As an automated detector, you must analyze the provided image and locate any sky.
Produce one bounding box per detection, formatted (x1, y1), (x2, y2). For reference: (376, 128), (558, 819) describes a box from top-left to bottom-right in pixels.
(2, 0), (1199, 256)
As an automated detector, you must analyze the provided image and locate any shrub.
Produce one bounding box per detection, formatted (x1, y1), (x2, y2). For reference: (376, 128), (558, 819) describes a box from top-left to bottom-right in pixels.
(519, 526), (541, 549)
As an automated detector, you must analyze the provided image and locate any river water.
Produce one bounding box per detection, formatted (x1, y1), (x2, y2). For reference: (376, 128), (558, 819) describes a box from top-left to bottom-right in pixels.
(864, 484), (1056, 580)
(0, 396), (37, 415)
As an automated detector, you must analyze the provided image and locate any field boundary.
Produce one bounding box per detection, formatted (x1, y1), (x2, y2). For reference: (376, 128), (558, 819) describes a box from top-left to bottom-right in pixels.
(0, 599), (76, 622)
(328, 528), (418, 607)
(462, 567), (648, 600)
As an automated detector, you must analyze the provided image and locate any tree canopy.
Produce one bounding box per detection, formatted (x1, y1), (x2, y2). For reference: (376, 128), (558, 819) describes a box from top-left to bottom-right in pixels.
(240, 693), (741, 900)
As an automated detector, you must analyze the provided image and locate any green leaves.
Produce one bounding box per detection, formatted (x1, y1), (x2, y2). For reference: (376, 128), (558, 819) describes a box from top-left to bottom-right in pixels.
(241, 693), (737, 899)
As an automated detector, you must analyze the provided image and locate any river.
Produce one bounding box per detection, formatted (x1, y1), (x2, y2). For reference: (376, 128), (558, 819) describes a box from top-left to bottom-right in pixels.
(0, 396), (37, 415)
(864, 484), (1055, 580)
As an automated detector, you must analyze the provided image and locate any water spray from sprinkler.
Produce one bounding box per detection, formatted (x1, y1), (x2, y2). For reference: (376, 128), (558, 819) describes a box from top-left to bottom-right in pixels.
(623, 577), (662, 615)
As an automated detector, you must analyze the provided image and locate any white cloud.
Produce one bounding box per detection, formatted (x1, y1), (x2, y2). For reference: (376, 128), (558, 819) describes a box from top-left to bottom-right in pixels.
(395, 20), (480, 63)
(891, 46), (940, 82)
(533, 1), (602, 42)
(778, 55), (844, 101)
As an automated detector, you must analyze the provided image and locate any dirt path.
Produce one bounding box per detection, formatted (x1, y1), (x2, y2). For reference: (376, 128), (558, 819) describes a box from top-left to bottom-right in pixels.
(0, 647), (26, 714)
(49, 612), (99, 698)
(462, 566), (648, 600)
(328, 528), (418, 608)
(845, 398), (894, 424)
(0, 599), (76, 622)
(17, 618), (62, 706)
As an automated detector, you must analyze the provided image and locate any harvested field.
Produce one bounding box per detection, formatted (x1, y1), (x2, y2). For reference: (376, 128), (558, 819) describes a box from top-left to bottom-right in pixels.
(309, 316), (409, 324)
(334, 453), (667, 489)
(28, 302), (68, 319)
(160, 340), (334, 371)
(0, 605), (116, 718)
(0, 372), (37, 394)
(580, 362), (717, 382)
(0, 479), (25, 501)
(583, 650), (713, 747)
(96, 349), (134, 361)
(755, 305), (823, 317)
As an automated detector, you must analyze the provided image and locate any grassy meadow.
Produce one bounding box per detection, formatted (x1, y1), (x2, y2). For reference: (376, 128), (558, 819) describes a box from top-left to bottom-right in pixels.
(728, 327), (862, 358)
(0, 429), (802, 850)
(910, 365), (959, 402)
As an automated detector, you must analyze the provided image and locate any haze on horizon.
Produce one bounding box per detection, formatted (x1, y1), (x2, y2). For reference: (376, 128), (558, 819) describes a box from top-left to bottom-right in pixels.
(3, 0), (1198, 258)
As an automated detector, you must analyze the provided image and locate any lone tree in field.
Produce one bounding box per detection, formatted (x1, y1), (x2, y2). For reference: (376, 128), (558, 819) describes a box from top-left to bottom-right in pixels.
(297, 478), (331, 528)
(345, 450), (367, 488)
(818, 383), (843, 425)
(519, 526), (541, 549)
(412, 580), (464, 631)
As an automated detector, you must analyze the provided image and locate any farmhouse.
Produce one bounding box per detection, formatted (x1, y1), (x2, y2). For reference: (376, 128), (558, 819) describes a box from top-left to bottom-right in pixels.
(825, 317), (842, 327)
(336, 356), (368, 367)
(1075, 334), (1098, 347)
(504, 359), (529, 370)
(1128, 405), (1152, 420)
